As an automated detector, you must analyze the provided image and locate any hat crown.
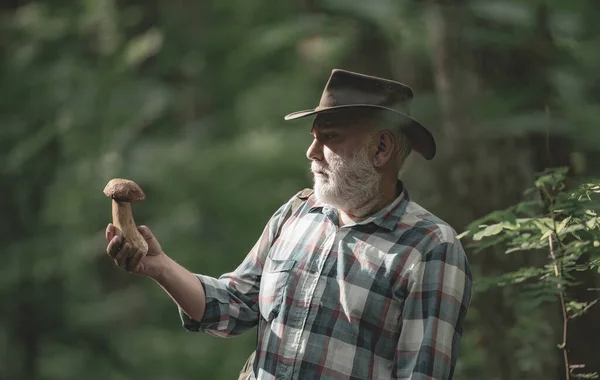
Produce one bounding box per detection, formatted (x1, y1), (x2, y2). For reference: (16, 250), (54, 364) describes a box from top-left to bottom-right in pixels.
(317, 69), (414, 113)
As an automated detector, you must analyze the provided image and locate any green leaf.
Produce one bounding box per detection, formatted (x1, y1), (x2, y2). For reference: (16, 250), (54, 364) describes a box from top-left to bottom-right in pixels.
(540, 229), (553, 241)
(556, 216), (571, 234)
(123, 27), (164, 67)
(571, 372), (599, 379)
(566, 300), (587, 314)
(473, 223), (504, 241)
(504, 210), (518, 225)
(457, 230), (470, 239)
(470, 234), (512, 254)
(533, 218), (554, 234)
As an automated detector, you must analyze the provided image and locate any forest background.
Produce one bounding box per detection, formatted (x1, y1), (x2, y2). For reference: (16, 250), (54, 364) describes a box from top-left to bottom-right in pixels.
(1, 0), (599, 379)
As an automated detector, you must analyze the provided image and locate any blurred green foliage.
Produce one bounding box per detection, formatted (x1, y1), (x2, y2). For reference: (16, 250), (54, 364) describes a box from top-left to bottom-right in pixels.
(460, 167), (600, 379)
(1, 0), (599, 379)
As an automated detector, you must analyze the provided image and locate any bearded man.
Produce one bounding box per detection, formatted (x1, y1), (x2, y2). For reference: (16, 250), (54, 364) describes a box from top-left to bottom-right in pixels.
(105, 69), (472, 379)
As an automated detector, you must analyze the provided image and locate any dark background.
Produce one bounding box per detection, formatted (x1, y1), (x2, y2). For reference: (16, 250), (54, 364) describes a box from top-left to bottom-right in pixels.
(1, 0), (599, 379)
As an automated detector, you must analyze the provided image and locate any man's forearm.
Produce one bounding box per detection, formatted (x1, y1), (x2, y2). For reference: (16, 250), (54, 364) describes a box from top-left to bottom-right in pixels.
(153, 255), (206, 322)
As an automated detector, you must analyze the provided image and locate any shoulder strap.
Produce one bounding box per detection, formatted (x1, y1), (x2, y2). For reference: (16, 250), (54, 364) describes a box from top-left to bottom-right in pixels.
(290, 188), (314, 214)
(277, 188), (313, 238)
(271, 187), (313, 243)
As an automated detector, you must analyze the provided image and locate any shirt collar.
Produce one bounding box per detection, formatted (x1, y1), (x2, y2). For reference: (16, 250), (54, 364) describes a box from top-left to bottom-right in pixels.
(307, 181), (410, 231)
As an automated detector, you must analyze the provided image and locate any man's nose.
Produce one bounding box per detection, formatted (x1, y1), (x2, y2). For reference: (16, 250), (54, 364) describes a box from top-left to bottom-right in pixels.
(306, 139), (324, 162)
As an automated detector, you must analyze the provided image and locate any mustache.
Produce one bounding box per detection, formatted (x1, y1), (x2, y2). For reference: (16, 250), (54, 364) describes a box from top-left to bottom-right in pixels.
(311, 163), (329, 173)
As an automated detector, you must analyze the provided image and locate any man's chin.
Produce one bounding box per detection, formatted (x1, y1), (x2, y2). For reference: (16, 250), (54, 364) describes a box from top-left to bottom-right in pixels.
(312, 175), (329, 191)
(314, 184), (340, 205)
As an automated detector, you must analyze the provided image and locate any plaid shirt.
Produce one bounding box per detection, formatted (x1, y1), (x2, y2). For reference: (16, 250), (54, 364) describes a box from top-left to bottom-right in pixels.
(180, 183), (472, 379)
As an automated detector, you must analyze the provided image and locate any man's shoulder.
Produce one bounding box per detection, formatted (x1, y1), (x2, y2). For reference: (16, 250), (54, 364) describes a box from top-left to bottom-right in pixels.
(401, 199), (460, 247)
(272, 188), (315, 222)
(293, 188), (314, 203)
(295, 188), (314, 199)
(283, 188), (314, 211)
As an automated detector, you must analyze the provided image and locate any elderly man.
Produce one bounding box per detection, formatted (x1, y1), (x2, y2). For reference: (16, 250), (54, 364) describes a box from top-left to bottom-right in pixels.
(106, 69), (472, 379)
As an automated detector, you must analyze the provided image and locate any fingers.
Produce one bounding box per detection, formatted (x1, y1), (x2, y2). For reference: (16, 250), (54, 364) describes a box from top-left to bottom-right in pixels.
(106, 225), (130, 269)
(105, 223), (116, 241)
(106, 224), (124, 243)
(107, 234), (135, 270)
(106, 224), (152, 273)
(116, 242), (141, 271)
(113, 242), (130, 266)
(106, 235), (124, 258)
(128, 247), (146, 272)
(109, 240), (145, 272)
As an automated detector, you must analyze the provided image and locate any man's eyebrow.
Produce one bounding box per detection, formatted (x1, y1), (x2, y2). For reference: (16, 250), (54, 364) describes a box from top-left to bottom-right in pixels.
(311, 125), (343, 136)
(316, 125), (340, 131)
(313, 119), (344, 130)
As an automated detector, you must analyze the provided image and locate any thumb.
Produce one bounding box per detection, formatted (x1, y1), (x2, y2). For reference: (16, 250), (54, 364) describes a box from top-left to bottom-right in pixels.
(137, 225), (155, 241)
(138, 225), (162, 253)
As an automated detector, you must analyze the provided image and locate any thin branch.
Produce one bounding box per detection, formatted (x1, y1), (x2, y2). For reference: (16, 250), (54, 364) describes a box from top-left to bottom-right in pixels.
(542, 182), (571, 380)
(569, 364), (585, 374)
(548, 234), (570, 380)
(569, 298), (600, 320)
(540, 182), (554, 206)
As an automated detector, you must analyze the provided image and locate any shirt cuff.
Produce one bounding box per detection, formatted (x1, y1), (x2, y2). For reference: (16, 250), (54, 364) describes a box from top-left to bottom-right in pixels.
(178, 274), (226, 332)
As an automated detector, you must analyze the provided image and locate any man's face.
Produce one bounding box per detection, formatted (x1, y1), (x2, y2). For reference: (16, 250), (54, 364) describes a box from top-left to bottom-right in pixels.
(306, 110), (382, 211)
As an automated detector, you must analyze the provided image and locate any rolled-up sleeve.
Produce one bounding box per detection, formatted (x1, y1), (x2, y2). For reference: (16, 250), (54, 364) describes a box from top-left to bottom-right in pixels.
(179, 201), (292, 338)
(395, 240), (472, 379)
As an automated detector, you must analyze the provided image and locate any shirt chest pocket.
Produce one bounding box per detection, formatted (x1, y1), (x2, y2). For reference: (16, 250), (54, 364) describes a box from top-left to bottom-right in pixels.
(259, 259), (295, 322)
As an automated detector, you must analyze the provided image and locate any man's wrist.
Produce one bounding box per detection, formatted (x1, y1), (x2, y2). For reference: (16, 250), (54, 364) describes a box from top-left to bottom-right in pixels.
(150, 253), (174, 283)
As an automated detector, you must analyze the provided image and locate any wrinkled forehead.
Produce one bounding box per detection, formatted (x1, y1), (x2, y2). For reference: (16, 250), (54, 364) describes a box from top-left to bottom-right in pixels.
(312, 108), (381, 131)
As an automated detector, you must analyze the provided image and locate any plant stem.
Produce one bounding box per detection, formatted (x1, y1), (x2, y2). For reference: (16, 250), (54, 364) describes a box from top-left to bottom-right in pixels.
(548, 234), (570, 380)
(542, 182), (571, 380)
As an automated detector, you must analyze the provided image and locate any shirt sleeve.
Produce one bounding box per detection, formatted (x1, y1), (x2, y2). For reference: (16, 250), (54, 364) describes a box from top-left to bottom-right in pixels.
(178, 200), (294, 338)
(394, 239), (472, 379)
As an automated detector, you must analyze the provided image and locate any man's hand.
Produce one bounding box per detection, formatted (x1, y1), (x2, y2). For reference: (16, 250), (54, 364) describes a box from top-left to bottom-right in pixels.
(106, 223), (168, 279)
(106, 223), (208, 322)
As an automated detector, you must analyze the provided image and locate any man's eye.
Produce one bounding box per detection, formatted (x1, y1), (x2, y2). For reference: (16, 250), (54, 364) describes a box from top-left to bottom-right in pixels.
(323, 134), (336, 140)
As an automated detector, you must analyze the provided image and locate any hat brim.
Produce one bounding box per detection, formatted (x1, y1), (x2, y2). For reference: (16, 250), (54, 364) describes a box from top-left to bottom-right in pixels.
(284, 104), (436, 160)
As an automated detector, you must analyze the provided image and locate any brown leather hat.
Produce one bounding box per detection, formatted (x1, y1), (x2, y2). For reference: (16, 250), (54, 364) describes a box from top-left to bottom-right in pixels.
(284, 69), (436, 160)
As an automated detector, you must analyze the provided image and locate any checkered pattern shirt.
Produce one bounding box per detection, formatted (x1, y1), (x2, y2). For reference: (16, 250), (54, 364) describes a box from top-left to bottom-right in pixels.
(180, 183), (472, 379)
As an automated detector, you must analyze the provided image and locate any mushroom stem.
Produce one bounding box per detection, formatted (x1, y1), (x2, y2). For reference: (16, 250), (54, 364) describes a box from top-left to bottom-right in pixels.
(112, 199), (148, 253)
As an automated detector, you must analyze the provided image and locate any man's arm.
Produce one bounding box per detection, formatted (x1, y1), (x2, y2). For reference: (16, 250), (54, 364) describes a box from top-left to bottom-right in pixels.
(107, 217), (280, 337)
(394, 240), (472, 379)
(176, 224), (275, 338)
(175, 191), (310, 337)
(153, 255), (208, 322)
(164, 199), (295, 338)
(106, 192), (300, 337)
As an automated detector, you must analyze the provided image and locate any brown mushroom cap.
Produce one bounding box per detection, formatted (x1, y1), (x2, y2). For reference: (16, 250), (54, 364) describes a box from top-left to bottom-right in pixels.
(103, 178), (145, 202)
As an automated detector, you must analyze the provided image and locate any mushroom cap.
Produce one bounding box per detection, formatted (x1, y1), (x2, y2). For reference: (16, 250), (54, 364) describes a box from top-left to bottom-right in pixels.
(103, 178), (145, 202)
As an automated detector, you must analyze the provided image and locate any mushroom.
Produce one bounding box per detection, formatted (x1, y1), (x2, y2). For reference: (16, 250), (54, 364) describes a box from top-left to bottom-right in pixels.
(103, 178), (148, 262)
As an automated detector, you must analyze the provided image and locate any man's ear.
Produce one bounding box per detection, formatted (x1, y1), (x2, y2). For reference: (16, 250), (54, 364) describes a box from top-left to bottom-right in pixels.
(374, 131), (397, 167)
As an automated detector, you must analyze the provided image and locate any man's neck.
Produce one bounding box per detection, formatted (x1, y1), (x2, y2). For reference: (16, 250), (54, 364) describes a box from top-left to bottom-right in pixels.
(338, 178), (400, 227)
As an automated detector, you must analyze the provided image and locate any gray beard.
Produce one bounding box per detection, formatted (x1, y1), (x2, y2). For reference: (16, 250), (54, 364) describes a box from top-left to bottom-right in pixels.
(312, 144), (382, 217)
